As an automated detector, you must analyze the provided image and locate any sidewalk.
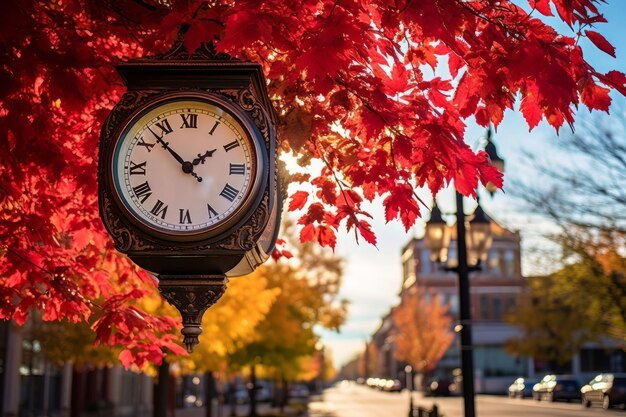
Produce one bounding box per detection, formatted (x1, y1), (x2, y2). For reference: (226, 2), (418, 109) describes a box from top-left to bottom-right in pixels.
(142, 401), (309, 417)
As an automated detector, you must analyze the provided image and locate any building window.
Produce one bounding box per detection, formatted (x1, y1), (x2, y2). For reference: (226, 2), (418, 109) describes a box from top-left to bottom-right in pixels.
(488, 249), (501, 276)
(440, 294), (448, 305)
(507, 297), (516, 314)
(403, 257), (416, 288)
(448, 246), (457, 269)
(580, 348), (614, 373)
(503, 250), (515, 277)
(449, 294), (459, 315)
(493, 297), (502, 320)
(480, 295), (489, 320)
(474, 346), (527, 377)
(421, 249), (431, 274)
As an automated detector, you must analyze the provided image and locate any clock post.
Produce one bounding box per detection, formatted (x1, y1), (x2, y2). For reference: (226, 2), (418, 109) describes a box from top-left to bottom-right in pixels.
(98, 42), (282, 352)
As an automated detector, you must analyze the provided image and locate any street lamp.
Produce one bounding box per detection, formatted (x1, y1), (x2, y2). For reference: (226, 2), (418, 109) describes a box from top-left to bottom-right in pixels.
(425, 198), (491, 417)
(404, 364), (413, 391)
(423, 130), (504, 417)
(405, 364), (413, 417)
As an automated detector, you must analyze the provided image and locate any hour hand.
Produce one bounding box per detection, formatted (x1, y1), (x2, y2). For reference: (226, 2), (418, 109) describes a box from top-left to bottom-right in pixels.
(193, 149), (217, 166)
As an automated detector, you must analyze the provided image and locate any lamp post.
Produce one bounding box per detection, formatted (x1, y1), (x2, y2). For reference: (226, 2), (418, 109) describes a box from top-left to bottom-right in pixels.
(404, 364), (413, 391)
(426, 198), (491, 417)
(405, 365), (413, 417)
(423, 129), (504, 417)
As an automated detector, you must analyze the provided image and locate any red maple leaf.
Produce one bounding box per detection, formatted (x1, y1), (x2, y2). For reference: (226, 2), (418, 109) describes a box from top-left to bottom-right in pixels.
(531, 0), (553, 16)
(383, 185), (421, 232)
(581, 78), (612, 111)
(289, 191), (309, 211)
(585, 30), (616, 58)
(520, 83), (543, 130)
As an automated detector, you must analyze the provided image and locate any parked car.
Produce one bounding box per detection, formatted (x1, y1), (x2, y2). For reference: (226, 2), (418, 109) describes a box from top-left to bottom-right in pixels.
(231, 382), (271, 404)
(233, 385), (249, 404)
(581, 373), (626, 409)
(424, 377), (457, 397)
(532, 374), (581, 402)
(382, 379), (402, 392)
(508, 377), (538, 398)
(289, 384), (310, 399)
(255, 381), (272, 402)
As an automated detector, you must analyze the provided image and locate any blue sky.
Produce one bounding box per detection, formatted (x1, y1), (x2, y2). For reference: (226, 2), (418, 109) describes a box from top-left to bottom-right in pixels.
(320, 1), (626, 369)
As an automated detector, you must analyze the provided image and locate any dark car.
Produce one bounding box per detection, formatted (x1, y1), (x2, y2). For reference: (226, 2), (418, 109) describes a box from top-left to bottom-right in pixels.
(288, 384), (310, 399)
(424, 377), (457, 397)
(581, 373), (626, 409)
(532, 374), (581, 402)
(508, 377), (538, 398)
(382, 379), (403, 392)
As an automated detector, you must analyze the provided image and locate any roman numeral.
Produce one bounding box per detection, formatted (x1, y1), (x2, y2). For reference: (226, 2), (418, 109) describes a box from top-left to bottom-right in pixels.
(132, 182), (152, 203)
(209, 121), (220, 135)
(129, 161), (147, 176)
(180, 113), (198, 129)
(154, 119), (173, 135)
(150, 199), (168, 219)
(179, 209), (192, 224)
(219, 184), (239, 202)
(207, 204), (218, 218)
(223, 140), (239, 152)
(137, 138), (155, 152)
(229, 163), (245, 175)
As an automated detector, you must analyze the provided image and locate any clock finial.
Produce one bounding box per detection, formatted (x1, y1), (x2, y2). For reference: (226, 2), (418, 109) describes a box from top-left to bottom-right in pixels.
(158, 275), (229, 353)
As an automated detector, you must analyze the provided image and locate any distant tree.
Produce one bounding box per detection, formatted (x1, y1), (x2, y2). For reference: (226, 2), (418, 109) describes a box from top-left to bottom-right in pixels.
(393, 288), (454, 375)
(506, 267), (615, 366)
(515, 113), (626, 236)
(228, 223), (347, 416)
(187, 273), (279, 372)
(512, 113), (626, 351)
(29, 315), (118, 367)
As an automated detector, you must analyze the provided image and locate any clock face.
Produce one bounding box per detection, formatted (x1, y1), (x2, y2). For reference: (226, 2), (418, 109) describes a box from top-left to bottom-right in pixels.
(112, 94), (262, 239)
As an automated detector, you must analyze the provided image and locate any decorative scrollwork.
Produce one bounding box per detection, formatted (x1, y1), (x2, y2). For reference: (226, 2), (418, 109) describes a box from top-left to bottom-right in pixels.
(100, 90), (160, 144)
(101, 193), (155, 252)
(208, 191), (271, 252)
(141, 39), (235, 62)
(237, 89), (271, 151)
(158, 276), (228, 352)
(238, 89), (256, 110)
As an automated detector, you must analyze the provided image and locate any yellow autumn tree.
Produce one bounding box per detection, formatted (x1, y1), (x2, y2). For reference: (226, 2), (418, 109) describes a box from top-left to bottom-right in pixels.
(296, 347), (336, 382)
(229, 251), (346, 378)
(136, 268), (280, 417)
(186, 270), (280, 372)
(393, 288), (454, 374)
(227, 222), (347, 415)
(130, 270), (279, 382)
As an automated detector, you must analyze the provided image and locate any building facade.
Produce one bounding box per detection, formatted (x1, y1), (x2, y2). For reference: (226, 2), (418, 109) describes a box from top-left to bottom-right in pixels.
(399, 216), (529, 393)
(0, 321), (154, 417)
(338, 213), (626, 391)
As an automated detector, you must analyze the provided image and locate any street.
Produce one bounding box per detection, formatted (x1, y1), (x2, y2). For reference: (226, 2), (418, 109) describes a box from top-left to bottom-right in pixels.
(308, 381), (622, 417)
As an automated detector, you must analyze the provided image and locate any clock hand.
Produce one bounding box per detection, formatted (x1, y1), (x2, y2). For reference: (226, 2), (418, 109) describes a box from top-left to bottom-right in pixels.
(147, 126), (186, 166)
(192, 149), (217, 166)
(146, 126), (203, 182)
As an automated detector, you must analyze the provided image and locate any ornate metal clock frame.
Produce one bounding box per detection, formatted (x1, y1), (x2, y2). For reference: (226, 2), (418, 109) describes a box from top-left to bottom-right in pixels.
(98, 42), (282, 352)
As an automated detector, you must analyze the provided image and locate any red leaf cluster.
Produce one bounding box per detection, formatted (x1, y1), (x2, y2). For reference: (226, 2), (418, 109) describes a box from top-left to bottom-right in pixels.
(1, 0), (623, 366)
(92, 283), (186, 368)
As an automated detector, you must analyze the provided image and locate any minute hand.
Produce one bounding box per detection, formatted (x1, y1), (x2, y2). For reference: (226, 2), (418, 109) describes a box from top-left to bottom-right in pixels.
(147, 126), (186, 166)
(146, 127), (203, 182)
